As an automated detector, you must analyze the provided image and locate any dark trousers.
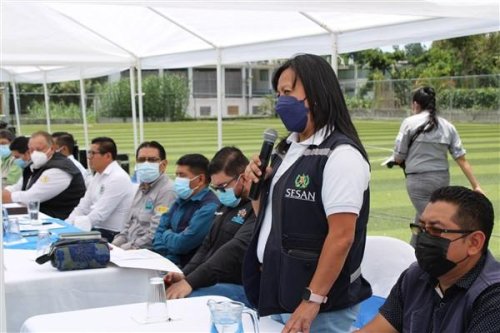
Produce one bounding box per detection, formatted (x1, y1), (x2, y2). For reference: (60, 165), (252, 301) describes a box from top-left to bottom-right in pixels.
(92, 227), (119, 243)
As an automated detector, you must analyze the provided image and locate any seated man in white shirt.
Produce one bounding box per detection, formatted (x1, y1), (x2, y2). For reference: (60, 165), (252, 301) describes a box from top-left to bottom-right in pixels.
(52, 131), (91, 187)
(67, 137), (134, 242)
(2, 131), (86, 220)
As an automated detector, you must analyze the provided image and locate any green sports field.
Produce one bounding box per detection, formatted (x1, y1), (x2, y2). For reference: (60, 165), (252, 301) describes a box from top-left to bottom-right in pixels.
(21, 118), (500, 258)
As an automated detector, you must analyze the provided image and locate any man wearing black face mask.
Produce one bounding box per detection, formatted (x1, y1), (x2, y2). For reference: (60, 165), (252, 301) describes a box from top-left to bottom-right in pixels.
(357, 186), (500, 333)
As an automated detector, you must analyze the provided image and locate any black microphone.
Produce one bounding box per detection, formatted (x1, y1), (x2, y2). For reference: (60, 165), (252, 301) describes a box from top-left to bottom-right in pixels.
(248, 128), (278, 201)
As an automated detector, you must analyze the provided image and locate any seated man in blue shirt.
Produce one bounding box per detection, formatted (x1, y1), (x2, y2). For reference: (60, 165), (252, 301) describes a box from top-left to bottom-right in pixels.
(152, 153), (219, 267)
(357, 186), (499, 333)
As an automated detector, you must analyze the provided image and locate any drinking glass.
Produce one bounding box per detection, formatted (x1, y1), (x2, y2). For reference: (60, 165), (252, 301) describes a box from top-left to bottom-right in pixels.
(145, 277), (169, 323)
(36, 230), (52, 258)
(28, 200), (40, 225)
(6, 217), (23, 242)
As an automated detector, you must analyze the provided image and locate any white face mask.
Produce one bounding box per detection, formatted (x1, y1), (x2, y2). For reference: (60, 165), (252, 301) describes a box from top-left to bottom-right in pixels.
(31, 150), (49, 168)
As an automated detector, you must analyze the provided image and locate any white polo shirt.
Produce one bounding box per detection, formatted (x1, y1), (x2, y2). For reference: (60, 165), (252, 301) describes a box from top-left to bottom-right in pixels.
(256, 127), (370, 263)
(67, 161), (134, 232)
(9, 166), (72, 204)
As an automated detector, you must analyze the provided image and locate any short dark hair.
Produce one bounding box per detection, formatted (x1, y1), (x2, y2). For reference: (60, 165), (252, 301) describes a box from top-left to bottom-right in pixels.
(0, 129), (15, 142)
(52, 132), (75, 154)
(31, 131), (54, 147)
(177, 153), (210, 183)
(10, 136), (29, 153)
(91, 137), (117, 160)
(430, 186), (494, 252)
(136, 141), (166, 160)
(208, 146), (249, 177)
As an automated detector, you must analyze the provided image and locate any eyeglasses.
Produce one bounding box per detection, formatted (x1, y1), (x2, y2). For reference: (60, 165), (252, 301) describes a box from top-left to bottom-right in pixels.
(136, 156), (161, 163)
(87, 150), (104, 156)
(209, 176), (238, 193)
(409, 223), (476, 237)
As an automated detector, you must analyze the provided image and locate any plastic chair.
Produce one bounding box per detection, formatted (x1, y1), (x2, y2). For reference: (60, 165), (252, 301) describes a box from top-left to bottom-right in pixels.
(353, 236), (416, 328)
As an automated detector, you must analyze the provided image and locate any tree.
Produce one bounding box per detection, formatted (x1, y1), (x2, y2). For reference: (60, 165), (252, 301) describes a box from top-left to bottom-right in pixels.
(432, 33), (500, 76)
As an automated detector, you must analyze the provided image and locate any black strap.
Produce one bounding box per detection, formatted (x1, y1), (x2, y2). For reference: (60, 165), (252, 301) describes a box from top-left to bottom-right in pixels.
(408, 120), (431, 151)
(35, 253), (51, 264)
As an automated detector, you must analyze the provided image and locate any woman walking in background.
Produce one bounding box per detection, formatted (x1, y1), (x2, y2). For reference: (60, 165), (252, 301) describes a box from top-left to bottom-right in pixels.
(391, 86), (484, 245)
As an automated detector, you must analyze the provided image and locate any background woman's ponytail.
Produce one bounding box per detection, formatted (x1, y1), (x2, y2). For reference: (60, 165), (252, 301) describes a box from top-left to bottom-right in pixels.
(413, 86), (438, 132)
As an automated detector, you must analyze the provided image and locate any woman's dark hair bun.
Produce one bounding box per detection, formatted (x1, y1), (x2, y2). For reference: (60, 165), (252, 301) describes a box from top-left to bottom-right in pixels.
(423, 86), (435, 97)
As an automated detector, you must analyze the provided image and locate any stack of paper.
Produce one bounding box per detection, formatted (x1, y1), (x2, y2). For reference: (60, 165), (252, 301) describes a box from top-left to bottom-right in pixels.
(109, 246), (182, 273)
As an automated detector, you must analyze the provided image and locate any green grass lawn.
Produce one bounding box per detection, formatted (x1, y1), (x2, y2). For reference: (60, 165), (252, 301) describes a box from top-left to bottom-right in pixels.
(21, 118), (500, 258)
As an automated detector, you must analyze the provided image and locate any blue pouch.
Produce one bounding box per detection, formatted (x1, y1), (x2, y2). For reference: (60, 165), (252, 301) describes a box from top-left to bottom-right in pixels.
(36, 238), (110, 271)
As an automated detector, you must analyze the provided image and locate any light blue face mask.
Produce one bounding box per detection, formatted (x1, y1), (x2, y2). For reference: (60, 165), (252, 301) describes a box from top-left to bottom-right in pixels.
(174, 175), (199, 200)
(215, 187), (241, 208)
(136, 162), (161, 183)
(14, 158), (27, 169)
(0, 145), (11, 158)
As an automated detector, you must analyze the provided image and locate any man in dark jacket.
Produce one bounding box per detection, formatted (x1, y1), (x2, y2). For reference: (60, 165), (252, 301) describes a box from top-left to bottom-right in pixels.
(2, 131), (85, 220)
(164, 147), (255, 305)
(357, 186), (500, 333)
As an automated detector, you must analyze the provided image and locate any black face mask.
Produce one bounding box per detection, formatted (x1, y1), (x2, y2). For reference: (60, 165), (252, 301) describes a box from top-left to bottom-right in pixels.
(415, 232), (468, 278)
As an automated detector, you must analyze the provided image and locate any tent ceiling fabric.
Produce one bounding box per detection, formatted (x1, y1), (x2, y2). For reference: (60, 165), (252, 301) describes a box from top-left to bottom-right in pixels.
(1, 1), (499, 83)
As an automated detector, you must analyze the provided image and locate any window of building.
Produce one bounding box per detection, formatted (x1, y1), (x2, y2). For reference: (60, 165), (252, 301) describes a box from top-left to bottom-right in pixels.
(227, 105), (239, 116)
(199, 106), (211, 116)
(193, 69), (216, 98)
(225, 69), (242, 98)
(259, 69), (269, 82)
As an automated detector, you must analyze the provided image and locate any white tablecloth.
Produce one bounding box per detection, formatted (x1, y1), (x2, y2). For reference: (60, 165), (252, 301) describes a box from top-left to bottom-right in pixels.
(20, 295), (284, 332)
(5, 249), (155, 332)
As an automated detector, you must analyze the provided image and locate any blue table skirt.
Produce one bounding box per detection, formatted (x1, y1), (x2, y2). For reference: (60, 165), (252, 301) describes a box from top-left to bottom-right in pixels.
(4, 218), (82, 250)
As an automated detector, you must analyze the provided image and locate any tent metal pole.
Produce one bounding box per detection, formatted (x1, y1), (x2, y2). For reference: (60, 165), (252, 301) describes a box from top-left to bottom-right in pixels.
(216, 48), (223, 150)
(129, 66), (139, 152)
(79, 77), (90, 157)
(43, 79), (52, 133)
(137, 61), (144, 143)
(188, 67), (195, 118)
(0, 173), (6, 333)
(10, 81), (22, 135)
(299, 12), (339, 73)
(331, 32), (338, 74)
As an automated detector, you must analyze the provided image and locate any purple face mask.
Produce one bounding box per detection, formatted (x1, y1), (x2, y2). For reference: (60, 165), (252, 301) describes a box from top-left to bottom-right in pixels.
(275, 95), (308, 133)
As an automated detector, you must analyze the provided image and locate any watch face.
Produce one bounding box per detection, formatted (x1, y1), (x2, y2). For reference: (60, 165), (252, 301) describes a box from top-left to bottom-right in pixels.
(302, 288), (311, 300)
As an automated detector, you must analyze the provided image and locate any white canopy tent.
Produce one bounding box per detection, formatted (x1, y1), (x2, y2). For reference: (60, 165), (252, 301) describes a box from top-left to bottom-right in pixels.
(1, 1), (499, 330)
(1, 0), (498, 149)
(2, 1), (499, 78)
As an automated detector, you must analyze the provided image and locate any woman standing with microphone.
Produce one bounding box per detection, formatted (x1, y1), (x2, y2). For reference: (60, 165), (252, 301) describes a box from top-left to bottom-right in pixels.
(243, 54), (372, 333)
(391, 86), (483, 245)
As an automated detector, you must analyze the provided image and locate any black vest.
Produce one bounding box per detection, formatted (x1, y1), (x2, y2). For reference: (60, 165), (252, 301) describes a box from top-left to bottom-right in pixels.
(22, 153), (86, 220)
(400, 251), (500, 332)
(243, 131), (372, 316)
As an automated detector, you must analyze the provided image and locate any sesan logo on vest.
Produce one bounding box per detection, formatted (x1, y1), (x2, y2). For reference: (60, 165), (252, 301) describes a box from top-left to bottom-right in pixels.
(284, 174), (316, 202)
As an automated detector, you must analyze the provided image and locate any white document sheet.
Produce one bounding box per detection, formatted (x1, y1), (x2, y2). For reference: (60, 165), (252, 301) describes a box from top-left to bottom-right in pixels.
(109, 245), (182, 273)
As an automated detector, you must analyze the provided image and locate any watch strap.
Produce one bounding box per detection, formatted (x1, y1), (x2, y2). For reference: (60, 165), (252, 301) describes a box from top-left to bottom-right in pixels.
(305, 288), (328, 304)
